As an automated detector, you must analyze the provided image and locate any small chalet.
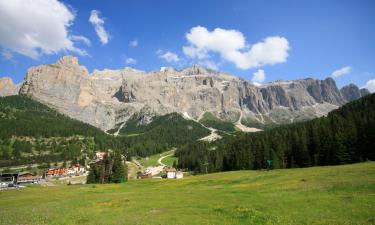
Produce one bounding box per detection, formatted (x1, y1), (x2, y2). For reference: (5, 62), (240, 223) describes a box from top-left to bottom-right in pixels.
(17, 172), (40, 184)
(166, 167), (177, 179)
(165, 167), (184, 179)
(67, 164), (86, 175)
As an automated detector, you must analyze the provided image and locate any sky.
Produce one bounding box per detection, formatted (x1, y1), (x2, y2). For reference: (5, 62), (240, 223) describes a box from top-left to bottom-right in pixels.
(0, 0), (374, 91)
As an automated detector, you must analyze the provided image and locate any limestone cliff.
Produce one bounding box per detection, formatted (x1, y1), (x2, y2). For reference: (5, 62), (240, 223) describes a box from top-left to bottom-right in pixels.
(16, 56), (368, 131)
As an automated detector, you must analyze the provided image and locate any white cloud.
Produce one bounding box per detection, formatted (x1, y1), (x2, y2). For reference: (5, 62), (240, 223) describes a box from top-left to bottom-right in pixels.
(89, 10), (109, 45)
(129, 39), (138, 47)
(125, 57), (137, 65)
(1, 49), (13, 60)
(331, 66), (352, 78)
(70, 35), (91, 46)
(0, 0), (88, 59)
(183, 26), (290, 70)
(251, 69), (266, 86)
(157, 50), (180, 63)
(362, 79), (375, 93)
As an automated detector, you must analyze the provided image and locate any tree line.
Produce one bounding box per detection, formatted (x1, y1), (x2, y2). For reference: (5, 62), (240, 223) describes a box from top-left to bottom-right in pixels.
(86, 152), (128, 184)
(176, 94), (375, 173)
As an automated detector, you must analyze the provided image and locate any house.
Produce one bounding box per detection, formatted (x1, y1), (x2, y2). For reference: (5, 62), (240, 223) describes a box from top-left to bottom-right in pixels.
(67, 164), (86, 175)
(175, 171), (184, 179)
(17, 172), (40, 184)
(166, 167), (177, 179)
(95, 151), (108, 160)
(45, 168), (68, 177)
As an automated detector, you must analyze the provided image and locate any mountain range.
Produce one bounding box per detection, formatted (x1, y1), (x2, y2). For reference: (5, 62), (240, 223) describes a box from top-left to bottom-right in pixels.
(0, 56), (370, 131)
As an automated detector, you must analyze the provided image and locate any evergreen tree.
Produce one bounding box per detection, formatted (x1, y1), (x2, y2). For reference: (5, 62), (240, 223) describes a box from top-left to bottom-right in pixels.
(111, 153), (126, 183)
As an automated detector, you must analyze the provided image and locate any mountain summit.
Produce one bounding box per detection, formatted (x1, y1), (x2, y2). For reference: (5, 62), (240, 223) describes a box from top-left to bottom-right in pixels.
(2, 56), (367, 131)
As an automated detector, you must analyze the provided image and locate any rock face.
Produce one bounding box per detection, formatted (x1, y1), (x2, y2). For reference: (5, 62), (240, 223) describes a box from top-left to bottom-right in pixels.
(17, 56), (368, 131)
(340, 83), (369, 102)
(0, 77), (20, 96)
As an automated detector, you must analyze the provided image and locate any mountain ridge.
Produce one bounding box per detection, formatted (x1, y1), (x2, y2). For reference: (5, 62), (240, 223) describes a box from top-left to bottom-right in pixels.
(0, 56), (370, 131)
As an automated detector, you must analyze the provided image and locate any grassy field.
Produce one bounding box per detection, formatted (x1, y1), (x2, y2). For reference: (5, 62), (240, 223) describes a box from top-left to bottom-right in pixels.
(160, 153), (178, 167)
(138, 149), (175, 168)
(1, 162), (375, 224)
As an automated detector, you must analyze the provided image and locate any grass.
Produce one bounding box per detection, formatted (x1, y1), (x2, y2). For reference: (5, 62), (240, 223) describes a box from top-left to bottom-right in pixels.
(138, 149), (175, 168)
(160, 154), (178, 167)
(199, 112), (236, 132)
(1, 162), (375, 224)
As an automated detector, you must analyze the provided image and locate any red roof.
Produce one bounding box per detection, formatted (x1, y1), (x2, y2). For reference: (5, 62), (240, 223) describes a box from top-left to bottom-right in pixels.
(166, 168), (176, 172)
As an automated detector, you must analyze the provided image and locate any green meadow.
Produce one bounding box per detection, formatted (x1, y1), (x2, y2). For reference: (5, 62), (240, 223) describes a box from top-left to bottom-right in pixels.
(1, 162), (375, 225)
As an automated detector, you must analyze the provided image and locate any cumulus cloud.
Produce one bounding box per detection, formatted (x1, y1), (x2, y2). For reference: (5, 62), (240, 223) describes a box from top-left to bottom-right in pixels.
(0, 0), (88, 59)
(157, 50), (180, 63)
(362, 79), (375, 93)
(129, 39), (138, 47)
(331, 66), (352, 78)
(183, 26), (290, 70)
(125, 57), (137, 65)
(89, 10), (109, 45)
(251, 69), (266, 86)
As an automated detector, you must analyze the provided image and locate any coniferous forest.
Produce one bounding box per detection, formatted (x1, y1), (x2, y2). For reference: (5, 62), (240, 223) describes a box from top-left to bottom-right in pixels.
(0, 95), (210, 166)
(176, 94), (375, 173)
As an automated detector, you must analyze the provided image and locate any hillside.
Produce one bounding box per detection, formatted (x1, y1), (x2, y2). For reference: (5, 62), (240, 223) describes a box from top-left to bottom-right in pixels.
(177, 93), (375, 173)
(114, 113), (211, 157)
(0, 95), (120, 167)
(0, 96), (211, 167)
(1, 162), (374, 224)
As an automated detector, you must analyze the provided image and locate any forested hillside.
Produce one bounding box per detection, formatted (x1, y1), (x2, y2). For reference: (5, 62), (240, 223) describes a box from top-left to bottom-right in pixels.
(0, 96), (211, 167)
(0, 95), (122, 167)
(176, 94), (375, 173)
(116, 113), (211, 157)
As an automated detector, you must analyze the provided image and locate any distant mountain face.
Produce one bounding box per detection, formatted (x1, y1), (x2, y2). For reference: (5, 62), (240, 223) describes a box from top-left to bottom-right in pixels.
(1, 56), (368, 131)
(0, 77), (20, 96)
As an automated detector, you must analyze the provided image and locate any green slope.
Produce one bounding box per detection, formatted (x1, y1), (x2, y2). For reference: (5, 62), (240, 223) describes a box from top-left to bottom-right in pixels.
(118, 113), (211, 157)
(199, 112), (236, 132)
(1, 162), (374, 224)
(0, 96), (211, 167)
(177, 93), (375, 173)
(0, 95), (119, 167)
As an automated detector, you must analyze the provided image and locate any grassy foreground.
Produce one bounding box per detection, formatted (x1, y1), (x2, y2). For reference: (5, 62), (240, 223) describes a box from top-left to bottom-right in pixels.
(1, 162), (375, 225)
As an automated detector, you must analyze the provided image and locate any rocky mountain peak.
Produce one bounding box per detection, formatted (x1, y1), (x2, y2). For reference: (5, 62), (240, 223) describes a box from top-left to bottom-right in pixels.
(56, 55), (79, 66)
(10, 55), (368, 131)
(0, 77), (20, 96)
(340, 83), (369, 102)
(182, 64), (215, 75)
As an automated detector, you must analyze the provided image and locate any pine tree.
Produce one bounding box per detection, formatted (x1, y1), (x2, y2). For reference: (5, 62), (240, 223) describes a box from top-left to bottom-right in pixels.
(111, 153), (126, 183)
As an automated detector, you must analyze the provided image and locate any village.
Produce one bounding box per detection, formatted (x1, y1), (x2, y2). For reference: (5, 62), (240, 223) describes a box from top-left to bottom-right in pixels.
(0, 150), (183, 190)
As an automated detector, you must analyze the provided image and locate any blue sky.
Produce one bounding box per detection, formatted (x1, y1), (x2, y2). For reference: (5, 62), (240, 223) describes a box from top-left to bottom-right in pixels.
(0, 0), (374, 91)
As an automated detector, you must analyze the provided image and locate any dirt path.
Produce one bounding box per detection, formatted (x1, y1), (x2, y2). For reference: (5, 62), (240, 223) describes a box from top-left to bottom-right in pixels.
(157, 154), (174, 167)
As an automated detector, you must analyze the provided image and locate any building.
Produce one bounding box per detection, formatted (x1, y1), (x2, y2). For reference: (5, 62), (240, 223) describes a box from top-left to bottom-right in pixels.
(67, 164), (86, 175)
(0, 173), (18, 188)
(45, 168), (68, 177)
(95, 151), (107, 160)
(17, 172), (40, 184)
(175, 171), (184, 179)
(166, 167), (177, 179)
